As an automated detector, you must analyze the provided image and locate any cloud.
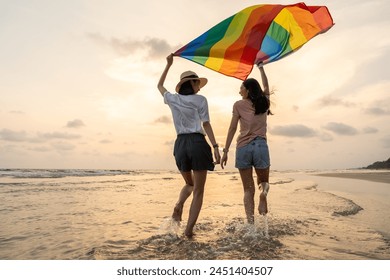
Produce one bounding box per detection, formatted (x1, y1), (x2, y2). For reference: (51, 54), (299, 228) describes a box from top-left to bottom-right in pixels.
(87, 33), (178, 59)
(154, 115), (171, 124)
(328, 44), (390, 98)
(323, 122), (358, 135)
(28, 146), (51, 152)
(9, 110), (25, 115)
(0, 129), (28, 142)
(99, 139), (112, 144)
(0, 129), (81, 143)
(319, 132), (334, 142)
(269, 124), (317, 138)
(66, 119), (85, 128)
(365, 107), (390, 116)
(382, 136), (390, 148)
(317, 95), (356, 108)
(363, 97), (390, 115)
(363, 127), (378, 134)
(51, 142), (76, 151)
(37, 132), (81, 140)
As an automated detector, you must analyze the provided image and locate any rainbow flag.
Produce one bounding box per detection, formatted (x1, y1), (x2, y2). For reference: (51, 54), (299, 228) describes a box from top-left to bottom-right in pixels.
(174, 3), (334, 80)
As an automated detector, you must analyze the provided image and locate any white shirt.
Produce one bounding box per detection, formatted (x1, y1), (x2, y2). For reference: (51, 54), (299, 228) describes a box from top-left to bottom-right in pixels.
(164, 91), (210, 135)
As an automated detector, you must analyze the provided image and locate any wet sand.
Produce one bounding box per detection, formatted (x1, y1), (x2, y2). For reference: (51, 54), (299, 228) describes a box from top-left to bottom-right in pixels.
(117, 170), (390, 260)
(1, 169), (389, 260)
(315, 170), (390, 184)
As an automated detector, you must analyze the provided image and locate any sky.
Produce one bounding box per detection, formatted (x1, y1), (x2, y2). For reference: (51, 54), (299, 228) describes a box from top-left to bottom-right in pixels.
(0, 0), (389, 171)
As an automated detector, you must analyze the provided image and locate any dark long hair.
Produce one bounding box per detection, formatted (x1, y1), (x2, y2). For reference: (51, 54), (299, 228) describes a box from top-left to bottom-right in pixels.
(243, 78), (270, 115)
(178, 81), (195, 95)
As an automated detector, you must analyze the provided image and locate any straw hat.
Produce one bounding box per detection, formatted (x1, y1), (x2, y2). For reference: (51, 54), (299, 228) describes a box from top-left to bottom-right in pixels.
(175, 71), (208, 92)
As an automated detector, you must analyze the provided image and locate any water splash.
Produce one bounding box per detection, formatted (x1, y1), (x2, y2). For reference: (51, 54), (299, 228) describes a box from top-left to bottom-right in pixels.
(158, 217), (181, 236)
(252, 215), (269, 238)
(256, 215), (269, 239)
(89, 217), (298, 260)
(226, 217), (269, 241)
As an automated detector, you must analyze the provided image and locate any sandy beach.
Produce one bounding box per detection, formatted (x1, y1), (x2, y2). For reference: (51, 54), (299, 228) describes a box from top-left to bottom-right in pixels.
(273, 169), (390, 259)
(316, 170), (390, 184)
(0, 168), (389, 260)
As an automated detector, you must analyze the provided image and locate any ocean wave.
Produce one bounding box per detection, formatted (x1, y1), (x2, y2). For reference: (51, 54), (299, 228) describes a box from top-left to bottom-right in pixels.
(291, 181), (364, 217)
(271, 178), (295, 185)
(332, 197), (364, 216)
(0, 168), (139, 179)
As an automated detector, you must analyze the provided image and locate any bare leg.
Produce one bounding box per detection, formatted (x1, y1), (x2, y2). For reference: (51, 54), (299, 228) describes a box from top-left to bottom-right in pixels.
(255, 167), (270, 215)
(172, 171), (194, 222)
(239, 168), (255, 224)
(184, 170), (207, 237)
(255, 167), (269, 185)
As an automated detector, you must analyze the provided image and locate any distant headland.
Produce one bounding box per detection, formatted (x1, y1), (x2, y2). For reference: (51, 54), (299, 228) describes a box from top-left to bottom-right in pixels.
(365, 157), (390, 169)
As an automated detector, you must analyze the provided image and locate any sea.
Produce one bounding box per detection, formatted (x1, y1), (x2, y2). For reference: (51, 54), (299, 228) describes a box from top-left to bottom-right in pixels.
(0, 168), (389, 260)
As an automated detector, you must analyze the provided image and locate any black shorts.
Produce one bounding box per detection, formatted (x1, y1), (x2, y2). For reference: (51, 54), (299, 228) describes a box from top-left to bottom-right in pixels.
(173, 133), (214, 172)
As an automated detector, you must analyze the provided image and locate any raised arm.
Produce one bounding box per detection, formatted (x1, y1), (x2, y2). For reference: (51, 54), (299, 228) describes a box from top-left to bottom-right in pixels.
(258, 65), (270, 96)
(157, 54), (173, 96)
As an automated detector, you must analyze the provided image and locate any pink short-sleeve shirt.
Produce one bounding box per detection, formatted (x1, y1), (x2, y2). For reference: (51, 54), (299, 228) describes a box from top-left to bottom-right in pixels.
(233, 99), (267, 148)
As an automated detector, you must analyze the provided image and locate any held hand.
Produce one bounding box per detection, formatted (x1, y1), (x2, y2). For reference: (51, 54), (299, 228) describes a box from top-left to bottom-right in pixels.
(213, 149), (221, 167)
(166, 53), (173, 66)
(221, 153), (228, 169)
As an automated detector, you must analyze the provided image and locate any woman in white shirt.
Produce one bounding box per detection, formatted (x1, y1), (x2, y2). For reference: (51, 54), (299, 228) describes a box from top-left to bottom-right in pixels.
(157, 54), (221, 237)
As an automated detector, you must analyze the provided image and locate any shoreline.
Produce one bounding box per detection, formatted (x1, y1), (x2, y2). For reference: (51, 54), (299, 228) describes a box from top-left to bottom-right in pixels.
(1, 169), (390, 259)
(314, 170), (390, 184)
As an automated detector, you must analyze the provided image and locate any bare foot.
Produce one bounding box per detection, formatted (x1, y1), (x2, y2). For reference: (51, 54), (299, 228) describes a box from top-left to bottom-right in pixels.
(184, 231), (195, 238)
(258, 192), (268, 215)
(258, 182), (269, 215)
(172, 204), (183, 222)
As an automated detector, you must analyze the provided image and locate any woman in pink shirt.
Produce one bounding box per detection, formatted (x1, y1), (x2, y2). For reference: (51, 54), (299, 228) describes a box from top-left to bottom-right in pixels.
(221, 65), (271, 224)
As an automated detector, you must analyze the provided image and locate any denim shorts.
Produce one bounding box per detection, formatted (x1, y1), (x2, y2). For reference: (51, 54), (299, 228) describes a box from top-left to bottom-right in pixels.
(173, 133), (214, 172)
(235, 137), (270, 169)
